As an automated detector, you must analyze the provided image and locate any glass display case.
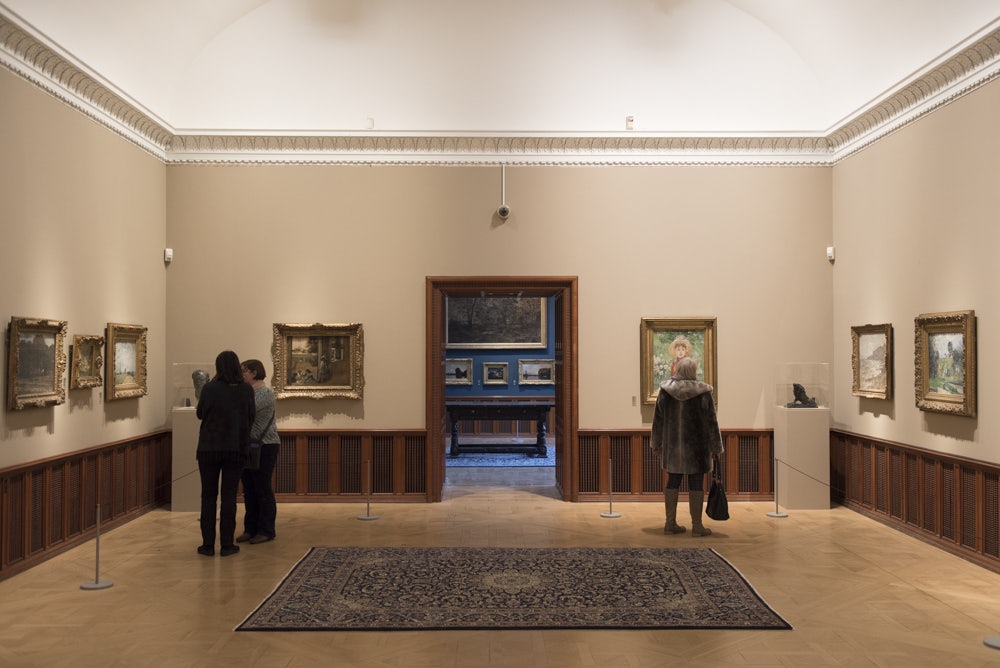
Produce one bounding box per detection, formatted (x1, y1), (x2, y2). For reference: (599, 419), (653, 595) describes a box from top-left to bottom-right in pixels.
(172, 362), (213, 408)
(775, 363), (830, 409)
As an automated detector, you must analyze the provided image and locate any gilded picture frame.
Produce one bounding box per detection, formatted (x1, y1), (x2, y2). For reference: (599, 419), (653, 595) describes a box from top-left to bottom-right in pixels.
(914, 310), (976, 417)
(444, 358), (473, 385)
(518, 359), (555, 385)
(445, 296), (546, 349)
(6, 316), (68, 411)
(272, 322), (365, 399)
(482, 362), (509, 386)
(70, 333), (105, 390)
(640, 317), (717, 405)
(106, 323), (148, 400)
(851, 323), (892, 400)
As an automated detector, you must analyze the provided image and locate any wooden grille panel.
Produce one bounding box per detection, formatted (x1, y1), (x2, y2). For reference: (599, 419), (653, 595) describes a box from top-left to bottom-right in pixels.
(372, 435), (393, 495)
(0, 432), (169, 582)
(737, 435), (760, 494)
(307, 437), (329, 494)
(339, 437), (362, 495)
(405, 436), (426, 495)
(985, 471), (999, 559)
(609, 434), (631, 494)
(831, 430), (1000, 573)
(577, 435), (599, 493)
(960, 466), (976, 550)
(642, 434), (662, 493)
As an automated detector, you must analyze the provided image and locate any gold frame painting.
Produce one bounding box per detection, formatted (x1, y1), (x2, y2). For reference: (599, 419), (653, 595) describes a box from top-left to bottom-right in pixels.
(444, 358), (473, 385)
(851, 323), (892, 400)
(640, 317), (717, 405)
(914, 310), (976, 417)
(272, 322), (365, 399)
(482, 362), (509, 386)
(106, 323), (148, 400)
(445, 296), (546, 349)
(70, 333), (105, 390)
(6, 316), (67, 411)
(517, 358), (555, 385)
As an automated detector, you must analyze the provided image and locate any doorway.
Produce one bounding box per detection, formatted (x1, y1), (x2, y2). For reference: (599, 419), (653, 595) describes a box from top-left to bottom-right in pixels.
(425, 277), (579, 502)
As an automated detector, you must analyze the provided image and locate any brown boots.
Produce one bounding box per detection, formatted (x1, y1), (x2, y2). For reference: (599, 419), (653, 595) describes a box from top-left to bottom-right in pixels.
(663, 488), (686, 534)
(689, 490), (712, 536)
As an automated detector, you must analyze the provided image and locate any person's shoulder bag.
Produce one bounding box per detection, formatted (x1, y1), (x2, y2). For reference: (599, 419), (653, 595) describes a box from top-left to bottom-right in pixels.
(706, 455), (730, 521)
(245, 411), (274, 471)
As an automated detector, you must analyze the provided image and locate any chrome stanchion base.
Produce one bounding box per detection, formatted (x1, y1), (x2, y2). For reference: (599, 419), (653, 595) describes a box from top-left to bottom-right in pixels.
(600, 511), (622, 518)
(766, 510), (789, 518)
(984, 637), (1000, 650)
(81, 580), (113, 590)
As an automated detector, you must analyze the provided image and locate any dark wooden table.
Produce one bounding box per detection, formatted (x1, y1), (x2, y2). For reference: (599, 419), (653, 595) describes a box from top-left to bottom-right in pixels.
(446, 400), (554, 457)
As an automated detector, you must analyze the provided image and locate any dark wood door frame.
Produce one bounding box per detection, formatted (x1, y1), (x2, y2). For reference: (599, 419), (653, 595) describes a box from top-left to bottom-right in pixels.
(426, 276), (579, 502)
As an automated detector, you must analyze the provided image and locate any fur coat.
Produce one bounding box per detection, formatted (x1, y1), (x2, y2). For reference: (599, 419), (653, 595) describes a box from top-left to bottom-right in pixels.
(650, 378), (723, 474)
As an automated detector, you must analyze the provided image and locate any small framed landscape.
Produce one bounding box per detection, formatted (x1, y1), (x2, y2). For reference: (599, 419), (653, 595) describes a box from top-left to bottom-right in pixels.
(914, 310), (976, 417)
(70, 334), (105, 390)
(272, 322), (365, 399)
(518, 359), (555, 385)
(851, 323), (892, 400)
(639, 317), (717, 405)
(106, 323), (148, 400)
(444, 358), (473, 385)
(482, 362), (509, 386)
(6, 316), (68, 411)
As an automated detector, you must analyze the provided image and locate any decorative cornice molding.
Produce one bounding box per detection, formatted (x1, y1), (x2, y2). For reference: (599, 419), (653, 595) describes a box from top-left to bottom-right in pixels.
(0, 14), (172, 158)
(1, 11), (998, 166)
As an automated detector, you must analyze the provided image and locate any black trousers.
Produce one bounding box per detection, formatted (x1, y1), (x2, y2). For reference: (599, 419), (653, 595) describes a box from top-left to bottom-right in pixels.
(241, 444), (279, 538)
(666, 472), (705, 492)
(198, 453), (245, 548)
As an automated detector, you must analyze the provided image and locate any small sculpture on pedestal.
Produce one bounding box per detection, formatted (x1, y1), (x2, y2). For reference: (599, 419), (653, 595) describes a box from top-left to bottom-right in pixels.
(192, 369), (210, 400)
(786, 383), (818, 408)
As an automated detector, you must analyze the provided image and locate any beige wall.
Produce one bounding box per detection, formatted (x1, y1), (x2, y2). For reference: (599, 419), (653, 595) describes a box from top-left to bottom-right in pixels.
(166, 164), (833, 431)
(14, 65), (996, 473)
(0, 69), (167, 469)
(831, 79), (1000, 460)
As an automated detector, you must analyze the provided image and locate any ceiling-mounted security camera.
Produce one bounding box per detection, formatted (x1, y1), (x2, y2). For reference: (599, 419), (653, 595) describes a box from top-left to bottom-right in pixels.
(497, 205), (511, 219)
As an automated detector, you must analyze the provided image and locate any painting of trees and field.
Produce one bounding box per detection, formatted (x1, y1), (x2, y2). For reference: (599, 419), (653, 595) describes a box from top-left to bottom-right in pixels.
(928, 332), (964, 395)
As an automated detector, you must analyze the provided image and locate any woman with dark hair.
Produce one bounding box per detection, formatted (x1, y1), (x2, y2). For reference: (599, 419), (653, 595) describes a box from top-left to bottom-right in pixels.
(195, 350), (255, 556)
(237, 358), (280, 544)
(650, 356), (724, 537)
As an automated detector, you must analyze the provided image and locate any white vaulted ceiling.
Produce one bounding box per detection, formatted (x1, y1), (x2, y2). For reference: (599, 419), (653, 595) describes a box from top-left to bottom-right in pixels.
(1, 0), (998, 164)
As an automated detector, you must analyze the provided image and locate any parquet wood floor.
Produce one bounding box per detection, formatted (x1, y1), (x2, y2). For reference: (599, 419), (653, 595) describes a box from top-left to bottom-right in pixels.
(3, 466), (1000, 667)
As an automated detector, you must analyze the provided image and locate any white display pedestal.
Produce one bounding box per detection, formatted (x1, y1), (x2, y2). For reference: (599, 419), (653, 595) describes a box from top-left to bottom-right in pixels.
(773, 406), (830, 509)
(171, 407), (201, 512)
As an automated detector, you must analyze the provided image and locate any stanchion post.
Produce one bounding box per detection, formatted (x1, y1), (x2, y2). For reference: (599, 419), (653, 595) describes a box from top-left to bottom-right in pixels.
(81, 503), (113, 590)
(601, 457), (621, 519)
(357, 459), (380, 521)
(767, 455), (789, 518)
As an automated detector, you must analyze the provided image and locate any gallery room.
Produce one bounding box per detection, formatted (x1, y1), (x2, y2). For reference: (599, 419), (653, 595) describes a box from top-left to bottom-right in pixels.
(1, 1), (1000, 665)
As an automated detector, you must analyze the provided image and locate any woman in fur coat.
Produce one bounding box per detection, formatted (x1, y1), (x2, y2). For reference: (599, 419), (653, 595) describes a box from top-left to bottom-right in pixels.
(650, 356), (724, 536)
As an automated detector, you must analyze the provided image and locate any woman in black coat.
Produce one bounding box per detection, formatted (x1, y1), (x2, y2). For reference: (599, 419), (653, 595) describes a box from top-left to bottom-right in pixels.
(650, 356), (724, 536)
(195, 350), (255, 556)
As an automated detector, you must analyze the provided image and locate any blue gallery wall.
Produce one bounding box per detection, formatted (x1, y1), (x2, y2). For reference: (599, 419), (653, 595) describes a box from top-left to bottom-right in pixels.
(444, 298), (556, 399)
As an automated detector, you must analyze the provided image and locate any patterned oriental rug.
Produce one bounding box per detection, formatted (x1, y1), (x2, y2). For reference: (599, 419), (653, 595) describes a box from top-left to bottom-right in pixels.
(236, 546), (791, 632)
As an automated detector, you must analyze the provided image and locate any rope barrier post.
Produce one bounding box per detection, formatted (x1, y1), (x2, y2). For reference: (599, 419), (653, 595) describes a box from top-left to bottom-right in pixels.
(601, 457), (621, 518)
(81, 503), (113, 590)
(357, 459), (380, 521)
(767, 456), (788, 518)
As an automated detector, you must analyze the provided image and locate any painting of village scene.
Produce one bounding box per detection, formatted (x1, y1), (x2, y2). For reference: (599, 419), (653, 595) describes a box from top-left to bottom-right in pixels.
(851, 324), (892, 399)
(272, 323), (365, 399)
(914, 310), (976, 417)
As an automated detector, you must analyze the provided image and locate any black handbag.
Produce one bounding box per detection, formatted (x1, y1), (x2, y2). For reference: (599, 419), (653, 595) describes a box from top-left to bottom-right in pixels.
(706, 457), (729, 521)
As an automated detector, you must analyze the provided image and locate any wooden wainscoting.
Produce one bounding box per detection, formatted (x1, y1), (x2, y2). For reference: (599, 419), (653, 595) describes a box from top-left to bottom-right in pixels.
(0, 431), (171, 582)
(575, 429), (774, 501)
(831, 430), (1000, 573)
(273, 430), (429, 502)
